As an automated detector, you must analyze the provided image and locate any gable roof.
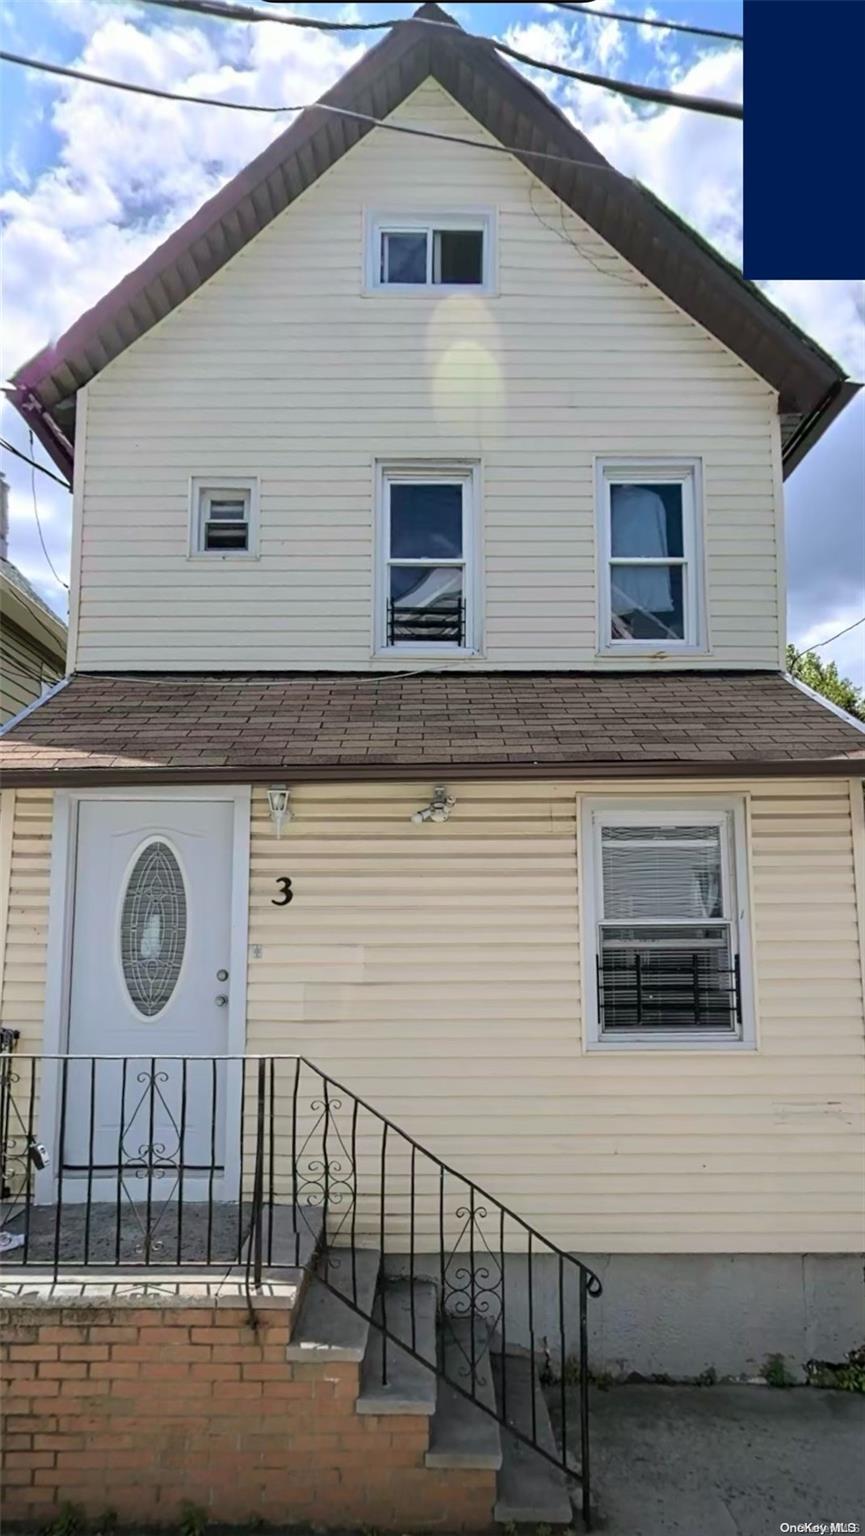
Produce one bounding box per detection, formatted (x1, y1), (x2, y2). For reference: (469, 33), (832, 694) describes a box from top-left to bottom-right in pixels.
(1, 670), (863, 785)
(9, 2), (859, 480)
(0, 557), (68, 659)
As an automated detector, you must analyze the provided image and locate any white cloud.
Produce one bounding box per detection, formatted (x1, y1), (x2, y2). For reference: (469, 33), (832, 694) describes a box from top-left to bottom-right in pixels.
(0, 12), (364, 376)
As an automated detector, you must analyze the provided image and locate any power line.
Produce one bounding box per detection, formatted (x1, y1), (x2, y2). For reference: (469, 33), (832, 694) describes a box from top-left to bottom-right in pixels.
(26, 430), (69, 591)
(793, 615), (865, 660)
(133, 0), (743, 118)
(0, 436), (72, 490)
(0, 50), (630, 173)
(552, 2), (743, 43)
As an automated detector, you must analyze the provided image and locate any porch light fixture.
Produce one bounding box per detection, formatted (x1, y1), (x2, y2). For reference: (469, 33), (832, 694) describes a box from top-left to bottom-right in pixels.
(266, 786), (292, 836)
(411, 786), (455, 825)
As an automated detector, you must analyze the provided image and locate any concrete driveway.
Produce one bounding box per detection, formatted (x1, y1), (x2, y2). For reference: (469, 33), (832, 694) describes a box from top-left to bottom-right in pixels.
(576, 1384), (864, 1536)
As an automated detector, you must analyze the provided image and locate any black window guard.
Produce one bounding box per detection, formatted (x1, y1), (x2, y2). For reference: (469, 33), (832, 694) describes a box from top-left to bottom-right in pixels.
(597, 951), (742, 1033)
(387, 600), (465, 646)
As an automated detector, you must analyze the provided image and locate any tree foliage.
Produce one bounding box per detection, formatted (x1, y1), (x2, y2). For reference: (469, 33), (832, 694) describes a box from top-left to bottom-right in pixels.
(786, 644), (865, 721)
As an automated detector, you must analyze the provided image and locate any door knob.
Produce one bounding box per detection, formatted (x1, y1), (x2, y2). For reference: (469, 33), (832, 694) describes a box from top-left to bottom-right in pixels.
(215, 994), (228, 1007)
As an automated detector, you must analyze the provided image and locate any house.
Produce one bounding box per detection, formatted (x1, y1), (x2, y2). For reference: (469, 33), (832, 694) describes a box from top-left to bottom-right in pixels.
(1, 4), (864, 1529)
(0, 474), (67, 723)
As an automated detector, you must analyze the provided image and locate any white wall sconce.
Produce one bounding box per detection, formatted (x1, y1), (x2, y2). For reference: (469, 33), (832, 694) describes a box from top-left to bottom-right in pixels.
(411, 786), (455, 825)
(266, 785), (293, 836)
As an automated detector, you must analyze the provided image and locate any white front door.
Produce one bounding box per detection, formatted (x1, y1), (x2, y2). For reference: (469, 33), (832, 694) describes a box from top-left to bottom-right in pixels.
(62, 798), (237, 1190)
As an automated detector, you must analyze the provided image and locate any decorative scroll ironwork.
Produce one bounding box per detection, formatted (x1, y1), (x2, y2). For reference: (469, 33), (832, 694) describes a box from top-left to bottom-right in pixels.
(117, 1067), (184, 1258)
(440, 1202), (503, 1373)
(293, 1094), (356, 1251)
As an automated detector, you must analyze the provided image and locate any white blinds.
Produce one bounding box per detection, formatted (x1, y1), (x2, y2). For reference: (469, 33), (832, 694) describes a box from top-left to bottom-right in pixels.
(601, 823), (724, 922)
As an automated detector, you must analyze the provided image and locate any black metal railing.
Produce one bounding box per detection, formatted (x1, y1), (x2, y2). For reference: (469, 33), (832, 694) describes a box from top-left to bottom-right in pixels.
(387, 599), (465, 646)
(597, 950), (742, 1033)
(0, 1049), (601, 1524)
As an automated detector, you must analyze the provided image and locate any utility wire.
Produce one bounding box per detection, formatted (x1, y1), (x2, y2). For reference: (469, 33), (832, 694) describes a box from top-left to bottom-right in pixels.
(26, 430), (70, 591)
(132, 0), (743, 118)
(790, 615), (865, 665)
(0, 436), (72, 490)
(0, 49), (631, 172)
(552, 1), (743, 43)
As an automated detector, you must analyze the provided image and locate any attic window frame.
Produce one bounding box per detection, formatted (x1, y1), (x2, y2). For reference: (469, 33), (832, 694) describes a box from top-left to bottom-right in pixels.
(189, 476), (260, 560)
(364, 210), (496, 294)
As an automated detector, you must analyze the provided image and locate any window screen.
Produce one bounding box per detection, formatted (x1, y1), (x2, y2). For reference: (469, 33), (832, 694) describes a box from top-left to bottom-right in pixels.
(597, 820), (740, 1036)
(198, 490), (250, 553)
(378, 224), (485, 286)
(386, 480), (465, 644)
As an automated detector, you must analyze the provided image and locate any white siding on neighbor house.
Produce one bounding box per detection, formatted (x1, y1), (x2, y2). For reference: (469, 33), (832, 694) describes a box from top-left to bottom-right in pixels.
(75, 81), (783, 674)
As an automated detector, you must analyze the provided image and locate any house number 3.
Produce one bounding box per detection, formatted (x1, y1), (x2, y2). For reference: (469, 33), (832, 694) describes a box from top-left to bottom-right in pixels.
(272, 877), (294, 906)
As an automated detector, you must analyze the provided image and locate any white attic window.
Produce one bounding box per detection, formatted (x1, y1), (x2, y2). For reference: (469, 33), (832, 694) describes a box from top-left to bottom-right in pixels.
(189, 477), (259, 558)
(366, 212), (495, 292)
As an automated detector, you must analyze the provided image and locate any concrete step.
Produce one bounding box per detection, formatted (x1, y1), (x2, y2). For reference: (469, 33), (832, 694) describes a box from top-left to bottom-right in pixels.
(426, 1314), (502, 1470)
(286, 1247), (381, 1362)
(267, 1203), (325, 1273)
(493, 1351), (573, 1525)
(356, 1277), (437, 1416)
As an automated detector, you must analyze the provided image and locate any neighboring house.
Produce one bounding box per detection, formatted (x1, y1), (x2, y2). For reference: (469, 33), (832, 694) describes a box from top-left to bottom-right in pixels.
(0, 474), (67, 722)
(1, 6), (864, 1530)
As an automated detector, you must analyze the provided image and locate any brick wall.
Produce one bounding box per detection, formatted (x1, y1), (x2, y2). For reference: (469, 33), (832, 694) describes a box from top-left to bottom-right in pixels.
(1, 1304), (495, 1531)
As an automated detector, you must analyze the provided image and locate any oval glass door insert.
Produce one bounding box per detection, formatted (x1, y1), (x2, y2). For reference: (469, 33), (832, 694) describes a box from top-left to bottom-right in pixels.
(120, 841), (187, 1017)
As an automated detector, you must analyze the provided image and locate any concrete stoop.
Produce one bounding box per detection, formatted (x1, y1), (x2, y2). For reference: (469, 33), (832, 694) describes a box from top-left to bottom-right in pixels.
(291, 1246), (575, 1527)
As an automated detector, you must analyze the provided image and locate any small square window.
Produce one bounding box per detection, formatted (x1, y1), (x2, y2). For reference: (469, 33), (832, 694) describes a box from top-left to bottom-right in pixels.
(597, 462), (704, 652)
(368, 214), (492, 292)
(190, 478), (258, 558)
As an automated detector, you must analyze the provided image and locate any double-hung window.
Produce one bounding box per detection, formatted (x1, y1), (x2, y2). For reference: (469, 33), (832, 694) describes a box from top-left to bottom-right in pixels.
(367, 213), (493, 292)
(190, 477), (259, 558)
(583, 803), (751, 1047)
(597, 461), (704, 651)
(377, 465), (478, 652)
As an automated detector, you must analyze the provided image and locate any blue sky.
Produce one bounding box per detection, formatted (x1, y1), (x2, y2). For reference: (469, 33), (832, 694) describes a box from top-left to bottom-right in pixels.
(1, 0), (863, 682)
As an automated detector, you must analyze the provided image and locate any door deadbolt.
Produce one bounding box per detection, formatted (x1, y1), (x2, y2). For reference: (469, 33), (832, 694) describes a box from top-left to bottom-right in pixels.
(216, 969), (229, 982)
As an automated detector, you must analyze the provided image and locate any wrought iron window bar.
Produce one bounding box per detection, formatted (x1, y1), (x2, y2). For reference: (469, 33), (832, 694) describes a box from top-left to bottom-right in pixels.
(0, 1046), (601, 1526)
(597, 951), (742, 1031)
(387, 599), (465, 646)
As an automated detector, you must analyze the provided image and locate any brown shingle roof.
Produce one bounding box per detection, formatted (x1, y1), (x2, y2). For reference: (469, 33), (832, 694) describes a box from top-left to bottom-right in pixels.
(1, 672), (863, 784)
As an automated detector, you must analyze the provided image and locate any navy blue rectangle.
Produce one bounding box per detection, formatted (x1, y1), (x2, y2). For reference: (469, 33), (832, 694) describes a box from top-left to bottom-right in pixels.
(744, 0), (865, 279)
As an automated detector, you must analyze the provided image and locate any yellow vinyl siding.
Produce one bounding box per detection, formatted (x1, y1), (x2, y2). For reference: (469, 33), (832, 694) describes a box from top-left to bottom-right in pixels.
(3, 780), (862, 1253)
(77, 81), (781, 672)
(244, 777), (864, 1253)
(0, 789), (53, 1052)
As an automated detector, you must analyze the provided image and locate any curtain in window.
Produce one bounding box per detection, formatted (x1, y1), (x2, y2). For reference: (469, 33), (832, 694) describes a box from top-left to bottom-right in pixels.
(609, 484), (674, 614)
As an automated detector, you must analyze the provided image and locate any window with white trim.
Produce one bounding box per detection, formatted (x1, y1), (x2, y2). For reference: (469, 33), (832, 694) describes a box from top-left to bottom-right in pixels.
(377, 465), (478, 652)
(584, 804), (750, 1047)
(190, 478), (258, 557)
(597, 461), (703, 651)
(367, 213), (493, 291)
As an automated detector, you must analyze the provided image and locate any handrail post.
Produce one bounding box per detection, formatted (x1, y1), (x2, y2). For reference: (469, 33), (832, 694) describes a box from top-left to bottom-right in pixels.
(580, 1268), (592, 1530)
(252, 1057), (266, 1289)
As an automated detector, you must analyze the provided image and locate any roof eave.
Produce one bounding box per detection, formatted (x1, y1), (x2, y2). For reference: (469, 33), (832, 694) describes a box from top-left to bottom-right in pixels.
(1, 756), (863, 789)
(781, 378), (863, 478)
